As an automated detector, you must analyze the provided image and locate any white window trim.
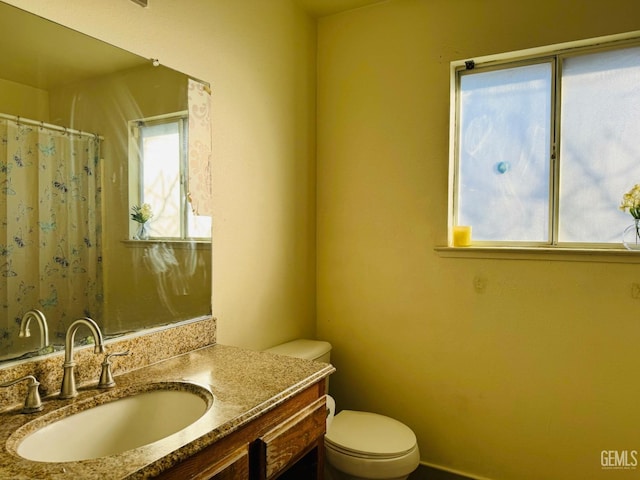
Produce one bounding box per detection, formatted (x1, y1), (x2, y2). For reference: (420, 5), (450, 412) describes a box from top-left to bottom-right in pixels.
(445, 29), (640, 259)
(129, 111), (191, 241)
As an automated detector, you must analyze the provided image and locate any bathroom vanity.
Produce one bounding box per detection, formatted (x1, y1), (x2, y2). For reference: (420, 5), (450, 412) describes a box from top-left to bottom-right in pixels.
(157, 380), (327, 479)
(0, 336), (334, 479)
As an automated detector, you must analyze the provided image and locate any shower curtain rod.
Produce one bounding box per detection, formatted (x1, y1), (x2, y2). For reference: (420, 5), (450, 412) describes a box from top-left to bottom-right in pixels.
(0, 113), (103, 140)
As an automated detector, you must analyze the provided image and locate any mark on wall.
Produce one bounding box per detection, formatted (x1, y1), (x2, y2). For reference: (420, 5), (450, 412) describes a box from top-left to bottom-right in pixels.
(473, 275), (487, 294)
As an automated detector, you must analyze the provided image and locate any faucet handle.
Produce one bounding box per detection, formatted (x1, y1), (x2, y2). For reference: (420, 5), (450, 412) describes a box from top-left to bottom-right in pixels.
(0, 375), (43, 414)
(98, 351), (131, 389)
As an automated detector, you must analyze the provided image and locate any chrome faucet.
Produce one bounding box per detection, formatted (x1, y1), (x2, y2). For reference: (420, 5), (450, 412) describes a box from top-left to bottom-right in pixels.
(19, 309), (49, 350)
(60, 317), (105, 399)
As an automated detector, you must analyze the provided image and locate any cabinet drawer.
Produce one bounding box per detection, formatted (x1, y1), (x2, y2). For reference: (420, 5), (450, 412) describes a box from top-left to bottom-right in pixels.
(258, 396), (327, 479)
(209, 445), (249, 480)
(157, 444), (249, 480)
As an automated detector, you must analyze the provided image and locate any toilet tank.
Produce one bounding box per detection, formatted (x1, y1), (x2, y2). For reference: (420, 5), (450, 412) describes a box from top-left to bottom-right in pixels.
(265, 339), (332, 363)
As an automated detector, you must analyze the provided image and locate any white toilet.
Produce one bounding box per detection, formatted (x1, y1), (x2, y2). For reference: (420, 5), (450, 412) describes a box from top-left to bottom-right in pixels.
(265, 339), (420, 480)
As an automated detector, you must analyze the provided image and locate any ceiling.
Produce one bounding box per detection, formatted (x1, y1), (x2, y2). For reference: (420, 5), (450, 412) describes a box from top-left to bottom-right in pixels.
(0, 0), (387, 92)
(0, 3), (149, 91)
(297, 0), (386, 17)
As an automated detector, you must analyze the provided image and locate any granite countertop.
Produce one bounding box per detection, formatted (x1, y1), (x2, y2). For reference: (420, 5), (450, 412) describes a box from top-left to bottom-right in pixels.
(0, 343), (334, 480)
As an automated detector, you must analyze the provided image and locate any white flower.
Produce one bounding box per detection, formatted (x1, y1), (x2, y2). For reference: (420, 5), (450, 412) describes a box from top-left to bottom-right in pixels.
(620, 184), (640, 219)
(131, 203), (153, 223)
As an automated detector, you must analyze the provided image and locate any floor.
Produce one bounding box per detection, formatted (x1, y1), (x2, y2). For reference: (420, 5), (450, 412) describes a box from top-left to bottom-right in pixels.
(409, 464), (473, 480)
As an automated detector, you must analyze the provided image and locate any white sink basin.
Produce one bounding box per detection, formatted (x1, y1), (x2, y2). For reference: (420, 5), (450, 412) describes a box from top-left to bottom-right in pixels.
(11, 382), (213, 462)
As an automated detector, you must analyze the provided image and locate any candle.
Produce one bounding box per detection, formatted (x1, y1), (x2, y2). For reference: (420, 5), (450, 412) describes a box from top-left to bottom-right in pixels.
(453, 226), (472, 247)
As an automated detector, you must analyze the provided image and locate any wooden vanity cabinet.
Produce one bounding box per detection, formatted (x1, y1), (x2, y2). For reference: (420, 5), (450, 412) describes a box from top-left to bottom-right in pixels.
(156, 379), (327, 480)
(256, 394), (326, 479)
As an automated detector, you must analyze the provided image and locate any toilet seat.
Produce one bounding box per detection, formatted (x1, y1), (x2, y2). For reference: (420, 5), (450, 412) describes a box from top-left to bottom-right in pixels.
(324, 410), (420, 480)
(325, 410), (417, 459)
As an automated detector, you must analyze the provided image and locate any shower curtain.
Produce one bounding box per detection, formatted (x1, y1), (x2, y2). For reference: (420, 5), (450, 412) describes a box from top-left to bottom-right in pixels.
(0, 117), (103, 357)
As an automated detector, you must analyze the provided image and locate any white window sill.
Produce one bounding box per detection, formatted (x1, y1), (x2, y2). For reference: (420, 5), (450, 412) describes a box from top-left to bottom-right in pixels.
(122, 239), (211, 250)
(434, 246), (640, 263)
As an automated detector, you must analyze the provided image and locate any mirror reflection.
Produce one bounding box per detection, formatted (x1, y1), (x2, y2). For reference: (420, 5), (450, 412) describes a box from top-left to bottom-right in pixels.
(0, 2), (212, 363)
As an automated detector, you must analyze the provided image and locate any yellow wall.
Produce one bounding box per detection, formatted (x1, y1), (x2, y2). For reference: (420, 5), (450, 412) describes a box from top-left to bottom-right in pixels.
(5, 0), (318, 348)
(317, 1), (640, 479)
(0, 77), (49, 119)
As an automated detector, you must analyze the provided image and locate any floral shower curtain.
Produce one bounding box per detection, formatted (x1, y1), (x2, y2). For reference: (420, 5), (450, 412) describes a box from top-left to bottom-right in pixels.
(0, 117), (102, 357)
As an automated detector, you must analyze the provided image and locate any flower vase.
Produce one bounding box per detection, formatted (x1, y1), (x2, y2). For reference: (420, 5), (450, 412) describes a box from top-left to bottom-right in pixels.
(135, 222), (149, 240)
(622, 218), (640, 250)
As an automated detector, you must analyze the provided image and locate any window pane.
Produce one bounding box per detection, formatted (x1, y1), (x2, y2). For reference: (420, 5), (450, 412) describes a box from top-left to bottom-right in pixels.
(457, 63), (552, 242)
(141, 122), (181, 238)
(559, 46), (640, 243)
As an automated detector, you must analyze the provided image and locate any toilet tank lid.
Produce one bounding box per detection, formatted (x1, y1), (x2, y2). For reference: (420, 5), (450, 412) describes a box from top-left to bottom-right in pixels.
(265, 339), (332, 361)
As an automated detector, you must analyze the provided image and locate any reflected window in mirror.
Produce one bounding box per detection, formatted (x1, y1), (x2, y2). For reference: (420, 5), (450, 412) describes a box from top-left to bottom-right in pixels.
(129, 112), (211, 240)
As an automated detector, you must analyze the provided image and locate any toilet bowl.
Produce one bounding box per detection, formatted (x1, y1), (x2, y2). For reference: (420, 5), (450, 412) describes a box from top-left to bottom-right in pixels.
(265, 340), (420, 480)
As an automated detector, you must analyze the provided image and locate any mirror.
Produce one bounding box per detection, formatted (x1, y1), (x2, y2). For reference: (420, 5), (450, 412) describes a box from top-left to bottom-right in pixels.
(0, 2), (212, 363)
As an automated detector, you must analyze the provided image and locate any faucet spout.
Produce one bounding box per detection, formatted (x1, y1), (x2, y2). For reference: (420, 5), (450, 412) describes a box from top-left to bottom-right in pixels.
(60, 317), (105, 399)
(19, 309), (49, 350)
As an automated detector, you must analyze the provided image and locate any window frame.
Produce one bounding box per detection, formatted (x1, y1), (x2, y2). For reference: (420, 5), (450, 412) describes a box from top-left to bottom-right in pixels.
(448, 31), (640, 252)
(129, 111), (210, 241)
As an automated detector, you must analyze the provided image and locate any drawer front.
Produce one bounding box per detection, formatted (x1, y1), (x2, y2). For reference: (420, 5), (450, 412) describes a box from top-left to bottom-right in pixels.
(209, 445), (249, 480)
(259, 396), (327, 479)
(157, 444), (249, 480)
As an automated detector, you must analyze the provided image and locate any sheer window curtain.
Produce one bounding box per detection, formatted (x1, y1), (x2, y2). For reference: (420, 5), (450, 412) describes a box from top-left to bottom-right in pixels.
(187, 78), (212, 217)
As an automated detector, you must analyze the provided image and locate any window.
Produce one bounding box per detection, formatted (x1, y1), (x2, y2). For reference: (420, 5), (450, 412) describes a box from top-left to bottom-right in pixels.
(451, 35), (640, 248)
(129, 112), (212, 240)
